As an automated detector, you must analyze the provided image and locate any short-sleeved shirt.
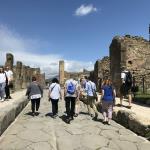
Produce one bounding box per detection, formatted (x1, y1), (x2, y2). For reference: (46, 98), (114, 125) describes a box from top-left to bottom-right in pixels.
(0, 73), (6, 83)
(102, 85), (114, 102)
(49, 83), (61, 99)
(65, 79), (78, 97)
(85, 81), (96, 96)
(5, 70), (13, 81)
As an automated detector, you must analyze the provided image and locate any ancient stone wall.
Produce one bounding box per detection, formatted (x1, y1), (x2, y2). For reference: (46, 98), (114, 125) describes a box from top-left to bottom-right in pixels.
(59, 60), (91, 84)
(110, 35), (150, 94)
(5, 53), (14, 70)
(4, 53), (45, 90)
(93, 56), (110, 91)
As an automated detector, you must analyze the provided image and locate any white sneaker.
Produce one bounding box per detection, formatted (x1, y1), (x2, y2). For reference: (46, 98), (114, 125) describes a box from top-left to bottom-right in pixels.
(1, 98), (5, 102)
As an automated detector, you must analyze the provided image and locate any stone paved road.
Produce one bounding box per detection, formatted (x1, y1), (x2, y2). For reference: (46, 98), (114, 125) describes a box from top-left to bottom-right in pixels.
(0, 90), (150, 150)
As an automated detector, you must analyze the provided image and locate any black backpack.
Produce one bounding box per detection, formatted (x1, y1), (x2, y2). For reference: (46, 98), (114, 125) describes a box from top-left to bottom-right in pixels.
(125, 71), (132, 86)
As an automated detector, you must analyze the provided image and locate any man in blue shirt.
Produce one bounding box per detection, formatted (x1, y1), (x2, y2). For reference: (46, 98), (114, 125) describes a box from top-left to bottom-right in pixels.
(85, 76), (98, 120)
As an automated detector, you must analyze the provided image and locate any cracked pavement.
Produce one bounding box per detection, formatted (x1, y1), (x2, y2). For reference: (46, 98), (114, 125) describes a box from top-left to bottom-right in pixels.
(0, 90), (150, 150)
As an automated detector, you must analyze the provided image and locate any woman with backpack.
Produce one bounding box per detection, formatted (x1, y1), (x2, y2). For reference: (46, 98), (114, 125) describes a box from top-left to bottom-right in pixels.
(100, 79), (116, 125)
(48, 78), (62, 118)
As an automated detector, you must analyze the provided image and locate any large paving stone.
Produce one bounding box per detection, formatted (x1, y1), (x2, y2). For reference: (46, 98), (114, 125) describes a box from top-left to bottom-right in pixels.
(81, 135), (109, 149)
(26, 142), (55, 150)
(137, 142), (150, 150)
(119, 134), (146, 143)
(112, 140), (138, 150)
(101, 130), (120, 140)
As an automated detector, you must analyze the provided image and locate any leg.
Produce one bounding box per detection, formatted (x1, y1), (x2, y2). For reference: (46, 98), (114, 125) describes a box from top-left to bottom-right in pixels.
(31, 99), (36, 113)
(55, 99), (59, 115)
(51, 99), (56, 115)
(87, 96), (92, 116)
(107, 102), (113, 124)
(35, 98), (40, 111)
(5, 84), (9, 98)
(1, 83), (6, 100)
(70, 97), (76, 119)
(102, 101), (107, 122)
(128, 94), (132, 107)
(65, 97), (71, 118)
(91, 98), (98, 118)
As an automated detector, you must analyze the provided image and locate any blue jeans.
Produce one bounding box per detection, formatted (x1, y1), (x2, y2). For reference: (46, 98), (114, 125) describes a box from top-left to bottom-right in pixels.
(0, 82), (6, 98)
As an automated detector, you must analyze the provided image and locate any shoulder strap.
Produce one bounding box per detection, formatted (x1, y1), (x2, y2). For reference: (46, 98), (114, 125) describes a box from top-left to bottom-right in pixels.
(4, 72), (8, 83)
(51, 84), (56, 92)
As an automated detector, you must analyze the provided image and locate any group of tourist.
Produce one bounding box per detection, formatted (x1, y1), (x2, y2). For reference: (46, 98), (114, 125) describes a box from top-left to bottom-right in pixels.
(0, 66), (13, 102)
(26, 66), (133, 124)
(26, 75), (118, 125)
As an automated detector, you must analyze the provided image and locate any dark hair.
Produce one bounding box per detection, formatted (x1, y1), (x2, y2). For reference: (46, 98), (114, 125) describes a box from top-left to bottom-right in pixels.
(32, 76), (37, 81)
(0, 67), (4, 73)
(84, 76), (88, 80)
(52, 78), (59, 83)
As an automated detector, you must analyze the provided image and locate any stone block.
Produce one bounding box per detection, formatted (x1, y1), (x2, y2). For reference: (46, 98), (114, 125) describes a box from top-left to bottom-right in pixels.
(0, 97), (28, 136)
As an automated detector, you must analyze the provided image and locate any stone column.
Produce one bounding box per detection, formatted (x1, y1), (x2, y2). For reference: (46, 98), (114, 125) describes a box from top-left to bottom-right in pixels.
(59, 60), (64, 86)
(5, 53), (14, 70)
(109, 37), (122, 95)
(26, 66), (32, 86)
(21, 65), (27, 88)
(14, 61), (22, 90)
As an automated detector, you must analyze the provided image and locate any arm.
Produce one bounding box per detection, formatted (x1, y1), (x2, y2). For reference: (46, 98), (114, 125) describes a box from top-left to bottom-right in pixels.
(39, 84), (43, 97)
(26, 85), (31, 98)
(48, 86), (51, 100)
(113, 89), (116, 98)
(100, 89), (104, 103)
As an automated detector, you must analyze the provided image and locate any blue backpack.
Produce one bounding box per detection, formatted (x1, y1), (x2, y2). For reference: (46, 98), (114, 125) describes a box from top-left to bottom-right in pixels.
(67, 82), (76, 95)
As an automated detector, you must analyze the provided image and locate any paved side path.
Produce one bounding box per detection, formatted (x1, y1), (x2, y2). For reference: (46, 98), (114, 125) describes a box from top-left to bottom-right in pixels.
(114, 98), (150, 125)
(0, 90), (150, 150)
(0, 90), (26, 109)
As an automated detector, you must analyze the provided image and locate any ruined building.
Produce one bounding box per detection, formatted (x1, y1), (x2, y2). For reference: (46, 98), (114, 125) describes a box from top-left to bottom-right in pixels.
(5, 53), (45, 90)
(110, 35), (150, 94)
(93, 56), (110, 91)
(59, 61), (90, 85)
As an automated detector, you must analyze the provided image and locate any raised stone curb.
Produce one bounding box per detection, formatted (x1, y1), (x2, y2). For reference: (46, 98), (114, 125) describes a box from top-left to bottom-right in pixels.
(0, 96), (28, 136)
(112, 109), (150, 140)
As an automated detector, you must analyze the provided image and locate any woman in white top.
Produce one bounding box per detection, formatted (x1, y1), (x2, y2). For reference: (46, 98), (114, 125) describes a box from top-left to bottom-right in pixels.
(0, 67), (7, 102)
(48, 78), (62, 118)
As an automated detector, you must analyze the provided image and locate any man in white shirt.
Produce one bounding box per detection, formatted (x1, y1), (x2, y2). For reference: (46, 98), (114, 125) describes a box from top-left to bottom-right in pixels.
(120, 67), (132, 108)
(64, 78), (79, 123)
(5, 66), (13, 99)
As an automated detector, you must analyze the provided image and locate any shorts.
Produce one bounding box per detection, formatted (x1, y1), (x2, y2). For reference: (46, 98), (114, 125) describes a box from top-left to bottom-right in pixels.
(120, 83), (132, 96)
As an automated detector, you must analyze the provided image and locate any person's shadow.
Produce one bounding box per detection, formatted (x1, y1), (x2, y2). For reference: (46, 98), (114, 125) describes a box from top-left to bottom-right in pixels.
(24, 112), (33, 116)
(24, 112), (40, 116)
(59, 115), (70, 124)
(45, 112), (53, 118)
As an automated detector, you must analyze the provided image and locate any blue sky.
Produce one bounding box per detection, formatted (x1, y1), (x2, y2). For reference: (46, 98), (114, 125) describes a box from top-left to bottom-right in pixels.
(0, 0), (150, 78)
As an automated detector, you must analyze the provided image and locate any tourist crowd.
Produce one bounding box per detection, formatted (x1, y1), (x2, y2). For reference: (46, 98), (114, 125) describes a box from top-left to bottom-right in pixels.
(0, 64), (133, 125)
(25, 66), (134, 125)
(0, 66), (13, 102)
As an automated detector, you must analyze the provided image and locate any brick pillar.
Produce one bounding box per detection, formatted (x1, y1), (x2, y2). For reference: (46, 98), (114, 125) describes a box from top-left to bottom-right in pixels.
(14, 61), (22, 90)
(59, 60), (64, 86)
(5, 53), (14, 70)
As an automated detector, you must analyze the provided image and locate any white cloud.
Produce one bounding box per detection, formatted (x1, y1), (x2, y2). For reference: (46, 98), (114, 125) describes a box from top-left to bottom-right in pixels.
(75, 4), (97, 16)
(0, 24), (94, 78)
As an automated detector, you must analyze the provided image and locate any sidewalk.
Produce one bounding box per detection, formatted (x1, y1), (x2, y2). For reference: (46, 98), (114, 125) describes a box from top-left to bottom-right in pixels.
(114, 98), (150, 125)
(0, 90), (150, 150)
(0, 90), (28, 136)
(0, 90), (26, 109)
